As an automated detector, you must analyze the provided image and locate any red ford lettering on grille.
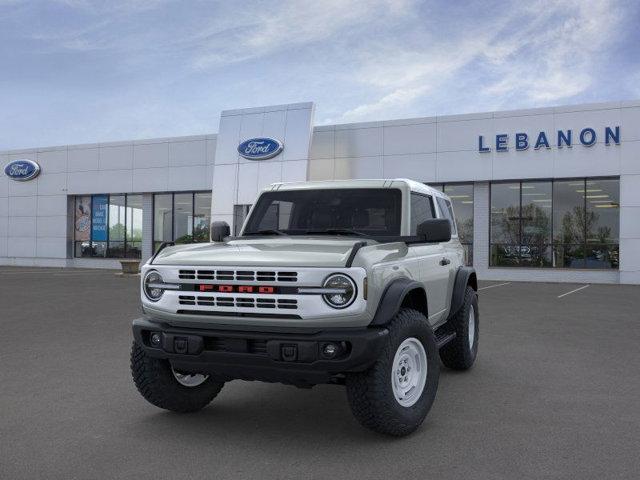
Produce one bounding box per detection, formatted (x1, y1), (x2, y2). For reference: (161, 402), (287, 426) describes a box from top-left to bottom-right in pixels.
(198, 284), (277, 294)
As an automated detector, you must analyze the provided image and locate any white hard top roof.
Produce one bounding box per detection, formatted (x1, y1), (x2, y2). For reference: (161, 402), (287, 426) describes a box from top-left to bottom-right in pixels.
(265, 178), (446, 198)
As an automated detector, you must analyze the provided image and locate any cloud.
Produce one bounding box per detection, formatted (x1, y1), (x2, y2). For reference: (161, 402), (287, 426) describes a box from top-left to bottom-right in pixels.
(0, 0), (635, 149)
(334, 0), (627, 122)
(481, 0), (622, 104)
(190, 0), (415, 69)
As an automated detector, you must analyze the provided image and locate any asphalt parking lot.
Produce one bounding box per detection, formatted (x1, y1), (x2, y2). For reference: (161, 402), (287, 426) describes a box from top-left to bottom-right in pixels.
(1, 268), (639, 479)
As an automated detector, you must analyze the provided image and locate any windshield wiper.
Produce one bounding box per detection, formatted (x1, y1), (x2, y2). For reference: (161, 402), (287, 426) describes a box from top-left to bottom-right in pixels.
(304, 228), (369, 237)
(244, 229), (287, 236)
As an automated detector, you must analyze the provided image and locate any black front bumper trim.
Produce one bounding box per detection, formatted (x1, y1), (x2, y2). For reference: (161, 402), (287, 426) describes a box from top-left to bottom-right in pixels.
(132, 317), (388, 386)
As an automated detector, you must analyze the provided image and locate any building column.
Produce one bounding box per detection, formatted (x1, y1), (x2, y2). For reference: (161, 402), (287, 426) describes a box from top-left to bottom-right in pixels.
(619, 174), (640, 284)
(473, 182), (490, 279)
(141, 193), (154, 264)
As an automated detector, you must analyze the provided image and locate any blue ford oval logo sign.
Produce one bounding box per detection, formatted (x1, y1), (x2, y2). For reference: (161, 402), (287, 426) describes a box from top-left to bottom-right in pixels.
(237, 137), (283, 160)
(4, 159), (41, 181)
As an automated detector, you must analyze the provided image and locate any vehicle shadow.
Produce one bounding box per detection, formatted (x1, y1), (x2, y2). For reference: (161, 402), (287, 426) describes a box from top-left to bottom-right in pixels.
(125, 371), (455, 445)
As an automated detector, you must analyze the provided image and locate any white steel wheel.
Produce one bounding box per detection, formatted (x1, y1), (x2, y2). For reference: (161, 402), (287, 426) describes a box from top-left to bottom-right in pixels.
(171, 367), (209, 387)
(468, 305), (476, 349)
(391, 337), (428, 407)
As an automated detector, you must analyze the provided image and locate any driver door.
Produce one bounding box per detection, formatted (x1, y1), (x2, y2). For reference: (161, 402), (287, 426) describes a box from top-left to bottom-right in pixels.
(410, 193), (450, 324)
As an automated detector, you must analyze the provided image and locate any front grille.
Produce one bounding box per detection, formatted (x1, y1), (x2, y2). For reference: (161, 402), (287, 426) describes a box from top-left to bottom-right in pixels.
(178, 269), (298, 282)
(178, 295), (298, 310)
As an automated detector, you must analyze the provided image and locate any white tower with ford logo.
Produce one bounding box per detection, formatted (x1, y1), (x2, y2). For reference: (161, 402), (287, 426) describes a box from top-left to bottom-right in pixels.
(210, 102), (316, 232)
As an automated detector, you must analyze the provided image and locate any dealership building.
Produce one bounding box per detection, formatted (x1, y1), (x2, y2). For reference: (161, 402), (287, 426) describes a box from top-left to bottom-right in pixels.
(1, 100), (639, 284)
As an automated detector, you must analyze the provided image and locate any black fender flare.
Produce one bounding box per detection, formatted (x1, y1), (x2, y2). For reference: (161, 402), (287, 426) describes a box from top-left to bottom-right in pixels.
(370, 278), (427, 326)
(447, 267), (477, 320)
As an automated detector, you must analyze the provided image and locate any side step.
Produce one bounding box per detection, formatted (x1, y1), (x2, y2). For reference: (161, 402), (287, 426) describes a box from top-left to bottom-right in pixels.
(435, 331), (456, 349)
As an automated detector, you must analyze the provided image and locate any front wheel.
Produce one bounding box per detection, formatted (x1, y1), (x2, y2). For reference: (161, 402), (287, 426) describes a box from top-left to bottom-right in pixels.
(130, 341), (224, 413)
(345, 308), (440, 436)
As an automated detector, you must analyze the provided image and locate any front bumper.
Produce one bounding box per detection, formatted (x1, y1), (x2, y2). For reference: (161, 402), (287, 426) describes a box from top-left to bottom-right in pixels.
(132, 317), (389, 386)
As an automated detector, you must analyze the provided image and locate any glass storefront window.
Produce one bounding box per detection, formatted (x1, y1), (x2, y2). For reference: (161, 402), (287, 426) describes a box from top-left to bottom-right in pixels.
(73, 193), (142, 259)
(491, 178), (619, 269)
(586, 178), (619, 268)
(108, 195), (126, 257)
(553, 180), (586, 267)
(153, 192), (212, 251)
(490, 182), (520, 266)
(74, 196), (92, 257)
(153, 194), (173, 252)
(194, 193), (212, 243)
(520, 181), (552, 267)
(430, 183), (474, 266)
(174, 193), (193, 244)
(126, 195), (143, 258)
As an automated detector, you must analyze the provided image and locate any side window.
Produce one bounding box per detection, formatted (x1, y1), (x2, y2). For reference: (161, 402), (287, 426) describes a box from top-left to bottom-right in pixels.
(410, 193), (435, 234)
(437, 197), (458, 235)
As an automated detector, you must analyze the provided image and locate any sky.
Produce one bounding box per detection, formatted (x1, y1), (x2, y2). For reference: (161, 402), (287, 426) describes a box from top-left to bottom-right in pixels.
(1, 0), (639, 150)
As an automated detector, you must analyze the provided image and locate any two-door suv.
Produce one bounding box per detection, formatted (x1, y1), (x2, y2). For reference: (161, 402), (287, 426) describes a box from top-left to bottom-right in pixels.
(131, 179), (479, 436)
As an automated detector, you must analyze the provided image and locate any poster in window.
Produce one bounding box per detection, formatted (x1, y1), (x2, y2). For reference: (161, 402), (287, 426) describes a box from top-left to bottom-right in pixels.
(92, 195), (108, 242)
(74, 196), (91, 241)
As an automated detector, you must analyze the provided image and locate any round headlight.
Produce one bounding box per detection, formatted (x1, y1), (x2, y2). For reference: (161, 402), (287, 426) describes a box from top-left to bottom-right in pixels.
(322, 274), (356, 309)
(143, 270), (164, 302)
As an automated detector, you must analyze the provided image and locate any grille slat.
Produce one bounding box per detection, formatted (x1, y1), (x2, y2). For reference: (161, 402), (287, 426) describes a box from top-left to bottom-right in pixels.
(179, 269), (297, 283)
(178, 295), (297, 310)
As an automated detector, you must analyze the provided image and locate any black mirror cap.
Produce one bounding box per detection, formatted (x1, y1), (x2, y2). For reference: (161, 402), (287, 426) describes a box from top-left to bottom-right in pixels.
(210, 221), (231, 242)
(417, 218), (451, 243)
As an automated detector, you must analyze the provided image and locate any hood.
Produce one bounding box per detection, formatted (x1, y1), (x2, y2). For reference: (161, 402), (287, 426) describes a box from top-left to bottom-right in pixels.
(151, 237), (365, 268)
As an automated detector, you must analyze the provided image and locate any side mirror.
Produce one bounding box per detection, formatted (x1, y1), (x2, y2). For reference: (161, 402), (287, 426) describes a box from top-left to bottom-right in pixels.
(210, 221), (230, 242)
(417, 218), (451, 243)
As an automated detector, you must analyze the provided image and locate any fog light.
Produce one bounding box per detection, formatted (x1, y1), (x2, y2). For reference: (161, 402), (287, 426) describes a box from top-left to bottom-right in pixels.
(322, 343), (339, 358)
(150, 332), (162, 347)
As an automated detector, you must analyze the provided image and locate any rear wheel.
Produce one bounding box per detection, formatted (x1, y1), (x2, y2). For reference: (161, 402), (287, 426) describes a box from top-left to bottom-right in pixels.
(439, 286), (479, 370)
(345, 308), (440, 436)
(130, 341), (224, 413)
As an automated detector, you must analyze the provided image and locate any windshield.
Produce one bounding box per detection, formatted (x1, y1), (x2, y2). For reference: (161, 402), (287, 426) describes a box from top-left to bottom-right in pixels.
(243, 188), (402, 236)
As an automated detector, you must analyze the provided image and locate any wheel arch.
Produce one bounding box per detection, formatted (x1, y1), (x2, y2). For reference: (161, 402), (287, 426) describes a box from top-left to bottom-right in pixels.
(447, 267), (477, 321)
(370, 278), (428, 326)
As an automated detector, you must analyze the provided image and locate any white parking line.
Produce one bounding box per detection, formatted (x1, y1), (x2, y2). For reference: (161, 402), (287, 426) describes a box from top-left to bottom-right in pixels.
(478, 282), (511, 291)
(557, 284), (590, 298)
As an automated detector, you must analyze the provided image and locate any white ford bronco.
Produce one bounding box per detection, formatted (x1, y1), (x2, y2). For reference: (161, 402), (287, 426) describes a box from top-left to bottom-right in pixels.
(131, 179), (478, 436)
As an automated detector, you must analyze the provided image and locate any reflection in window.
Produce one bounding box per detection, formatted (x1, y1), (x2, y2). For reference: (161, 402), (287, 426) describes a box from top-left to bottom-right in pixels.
(73, 193), (143, 259)
(74, 196), (92, 257)
(126, 195), (143, 258)
(194, 193), (212, 243)
(491, 178), (619, 269)
(234, 204), (252, 235)
(436, 197), (457, 236)
(153, 194), (172, 252)
(410, 194), (435, 235)
(174, 193), (193, 244)
(108, 195), (126, 257)
(553, 180), (586, 267)
(430, 183), (474, 266)
(152, 192), (213, 251)
(490, 182), (520, 267)
(520, 181), (552, 267)
(442, 184), (473, 266)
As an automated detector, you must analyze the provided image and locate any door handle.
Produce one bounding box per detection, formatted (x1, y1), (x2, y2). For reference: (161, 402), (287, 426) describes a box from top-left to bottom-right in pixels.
(439, 257), (451, 266)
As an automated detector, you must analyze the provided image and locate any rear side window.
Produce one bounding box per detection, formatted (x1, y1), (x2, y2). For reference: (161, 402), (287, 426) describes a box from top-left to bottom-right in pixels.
(410, 193), (435, 234)
(437, 197), (458, 235)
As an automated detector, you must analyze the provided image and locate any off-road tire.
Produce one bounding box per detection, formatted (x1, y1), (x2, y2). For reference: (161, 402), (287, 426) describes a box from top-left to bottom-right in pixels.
(345, 308), (440, 436)
(439, 286), (478, 370)
(130, 341), (224, 412)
